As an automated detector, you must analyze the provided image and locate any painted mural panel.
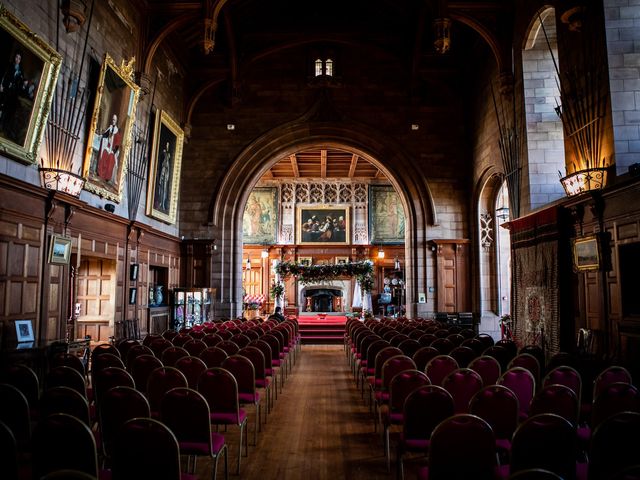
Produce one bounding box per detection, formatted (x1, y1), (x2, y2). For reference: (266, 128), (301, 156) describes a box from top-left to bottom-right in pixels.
(369, 185), (405, 244)
(243, 188), (278, 244)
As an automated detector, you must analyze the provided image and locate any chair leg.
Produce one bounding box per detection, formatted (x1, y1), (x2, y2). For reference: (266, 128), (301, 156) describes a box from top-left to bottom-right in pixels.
(384, 426), (390, 472)
(237, 423), (244, 475)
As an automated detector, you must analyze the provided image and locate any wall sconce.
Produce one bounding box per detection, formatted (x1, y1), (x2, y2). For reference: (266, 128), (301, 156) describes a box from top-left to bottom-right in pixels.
(433, 17), (452, 54)
(560, 168), (607, 197)
(394, 257), (401, 270)
(261, 249), (269, 259)
(245, 256), (251, 271)
(378, 248), (385, 259)
(39, 168), (85, 197)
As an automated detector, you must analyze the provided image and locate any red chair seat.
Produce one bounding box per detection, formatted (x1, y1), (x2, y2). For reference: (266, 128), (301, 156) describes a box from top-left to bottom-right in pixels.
(210, 409), (247, 425)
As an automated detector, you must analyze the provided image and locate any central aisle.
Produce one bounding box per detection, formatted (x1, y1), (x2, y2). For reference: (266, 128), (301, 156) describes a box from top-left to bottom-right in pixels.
(204, 345), (414, 479)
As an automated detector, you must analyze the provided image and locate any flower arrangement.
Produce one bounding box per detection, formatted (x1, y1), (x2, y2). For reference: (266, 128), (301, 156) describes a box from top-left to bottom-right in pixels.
(270, 281), (284, 299)
(275, 260), (374, 292)
(243, 293), (265, 311)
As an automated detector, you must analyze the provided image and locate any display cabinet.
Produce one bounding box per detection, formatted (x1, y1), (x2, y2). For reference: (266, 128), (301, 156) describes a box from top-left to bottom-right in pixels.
(172, 288), (216, 328)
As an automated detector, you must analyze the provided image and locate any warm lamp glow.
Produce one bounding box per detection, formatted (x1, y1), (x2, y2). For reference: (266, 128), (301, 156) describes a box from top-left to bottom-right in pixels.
(261, 249), (269, 259)
(560, 167), (607, 197)
(39, 167), (85, 197)
(394, 257), (401, 270)
(245, 256), (252, 270)
(378, 248), (385, 259)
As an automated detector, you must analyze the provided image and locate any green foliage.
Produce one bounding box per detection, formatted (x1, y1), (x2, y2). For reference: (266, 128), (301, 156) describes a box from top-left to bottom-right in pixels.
(270, 281), (285, 299)
(275, 260), (374, 293)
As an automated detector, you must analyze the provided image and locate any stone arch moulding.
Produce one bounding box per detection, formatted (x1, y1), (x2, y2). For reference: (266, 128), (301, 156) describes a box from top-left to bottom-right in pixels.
(142, 13), (198, 76)
(208, 120), (437, 317)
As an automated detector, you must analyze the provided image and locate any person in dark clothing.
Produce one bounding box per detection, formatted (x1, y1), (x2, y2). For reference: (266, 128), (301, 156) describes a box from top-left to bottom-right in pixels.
(269, 306), (286, 323)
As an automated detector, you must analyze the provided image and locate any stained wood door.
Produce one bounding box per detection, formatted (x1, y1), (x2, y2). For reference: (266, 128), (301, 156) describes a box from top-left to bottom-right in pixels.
(434, 240), (470, 313)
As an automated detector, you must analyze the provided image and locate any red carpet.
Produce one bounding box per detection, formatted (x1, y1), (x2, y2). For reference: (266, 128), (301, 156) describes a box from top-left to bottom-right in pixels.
(297, 315), (348, 326)
(297, 315), (347, 344)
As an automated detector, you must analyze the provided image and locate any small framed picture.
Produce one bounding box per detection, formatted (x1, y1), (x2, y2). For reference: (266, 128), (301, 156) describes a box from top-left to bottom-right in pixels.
(335, 256), (349, 265)
(573, 235), (600, 272)
(15, 319), (34, 342)
(418, 292), (427, 304)
(129, 287), (137, 305)
(48, 235), (72, 265)
(129, 263), (139, 281)
(298, 256), (312, 267)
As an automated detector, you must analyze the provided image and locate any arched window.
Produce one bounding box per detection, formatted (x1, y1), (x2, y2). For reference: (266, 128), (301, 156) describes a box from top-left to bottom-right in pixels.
(495, 180), (511, 318)
(325, 58), (333, 77)
(314, 58), (323, 77)
(522, 8), (566, 210)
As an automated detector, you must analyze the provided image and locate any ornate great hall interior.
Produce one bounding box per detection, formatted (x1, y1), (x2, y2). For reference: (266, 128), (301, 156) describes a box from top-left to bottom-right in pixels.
(2, 0), (640, 479)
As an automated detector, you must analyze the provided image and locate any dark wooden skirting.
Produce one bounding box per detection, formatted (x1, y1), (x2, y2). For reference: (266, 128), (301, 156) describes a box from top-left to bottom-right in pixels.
(195, 345), (424, 480)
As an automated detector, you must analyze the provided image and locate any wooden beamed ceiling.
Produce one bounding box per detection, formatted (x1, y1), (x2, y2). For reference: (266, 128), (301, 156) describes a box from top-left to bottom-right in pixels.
(263, 148), (384, 180)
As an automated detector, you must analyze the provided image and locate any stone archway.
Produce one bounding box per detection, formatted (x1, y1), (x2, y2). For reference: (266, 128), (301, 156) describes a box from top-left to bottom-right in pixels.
(208, 115), (436, 318)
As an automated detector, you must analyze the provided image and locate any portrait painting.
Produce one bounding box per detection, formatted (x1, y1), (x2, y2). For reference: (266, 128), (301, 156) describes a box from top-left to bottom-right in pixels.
(243, 188), (278, 244)
(297, 205), (350, 245)
(0, 6), (61, 163)
(573, 235), (600, 272)
(146, 110), (184, 224)
(15, 319), (34, 343)
(369, 185), (405, 244)
(83, 54), (140, 202)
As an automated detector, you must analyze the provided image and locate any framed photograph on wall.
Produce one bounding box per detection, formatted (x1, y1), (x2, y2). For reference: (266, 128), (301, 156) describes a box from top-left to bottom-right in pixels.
(369, 185), (405, 244)
(82, 53), (140, 202)
(335, 256), (349, 265)
(0, 5), (61, 164)
(298, 256), (312, 267)
(573, 235), (600, 272)
(15, 319), (34, 342)
(48, 235), (72, 265)
(146, 109), (184, 224)
(242, 187), (278, 244)
(297, 205), (350, 245)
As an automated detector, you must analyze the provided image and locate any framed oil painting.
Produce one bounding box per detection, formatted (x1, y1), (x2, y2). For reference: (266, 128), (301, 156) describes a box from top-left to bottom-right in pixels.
(297, 205), (350, 245)
(48, 234), (72, 265)
(82, 53), (139, 202)
(0, 5), (61, 164)
(573, 235), (600, 272)
(145, 110), (184, 224)
(243, 187), (278, 244)
(369, 185), (405, 244)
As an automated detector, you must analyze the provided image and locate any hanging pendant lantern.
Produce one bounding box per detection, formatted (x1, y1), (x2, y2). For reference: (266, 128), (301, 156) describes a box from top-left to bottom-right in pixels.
(433, 18), (452, 54)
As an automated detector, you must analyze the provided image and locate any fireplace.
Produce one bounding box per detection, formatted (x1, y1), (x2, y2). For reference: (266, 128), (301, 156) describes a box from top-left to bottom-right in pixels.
(304, 288), (343, 312)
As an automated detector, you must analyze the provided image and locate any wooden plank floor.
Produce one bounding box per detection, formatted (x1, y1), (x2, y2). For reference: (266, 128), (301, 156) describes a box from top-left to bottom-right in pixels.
(195, 345), (424, 479)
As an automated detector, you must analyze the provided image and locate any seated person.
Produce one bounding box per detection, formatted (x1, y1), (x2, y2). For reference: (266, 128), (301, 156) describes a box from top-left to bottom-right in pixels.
(268, 306), (286, 323)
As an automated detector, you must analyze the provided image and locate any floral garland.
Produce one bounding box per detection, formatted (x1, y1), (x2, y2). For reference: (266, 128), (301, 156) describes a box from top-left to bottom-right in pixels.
(275, 260), (374, 292)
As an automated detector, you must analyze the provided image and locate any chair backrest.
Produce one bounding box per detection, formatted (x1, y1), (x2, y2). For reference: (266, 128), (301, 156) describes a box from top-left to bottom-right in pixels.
(412, 346), (440, 372)
(50, 352), (86, 377)
(468, 355), (502, 387)
(199, 346), (229, 368)
(202, 333), (224, 347)
(116, 339), (140, 363)
(142, 334), (163, 347)
(446, 333), (465, 347)
(592, 382), (640, 429)
(98, 386), (150, 458)
(0, 420), (17, 480)
(93, 367), (135, 407)
(510, 413), (577, 480)
(238, 346), (267, 379)
(188, 329), (206, 340)
(373, 346), (403, 380)
(518, 345), (546, 375)
(46, 365), (87, 397)
(197, 367), (242, 422)
(388, 369), (430, 413)
(148, 337), (173, 358)
(129, 354), (163, 393)
(425, 355), (459, 386)
(509, 353), (541, 383)
(498, 367), (536, 417)
(460, 338), (485, 356)
(589, 411), (640, 480)
(222, 355), (256, 394)
(160, 346), (190, 367)
(174, 356), (208, 389)
(593, 365), (632, 400)
(476, 333), (495, 350)
(418, 333), (437, 347)
(495, 339), (518, 360)
(92, 343), (120, 359)
(508, 469), (564, 480)
(430, 337), (455, 355)
(161, 387), (213, 453)
(364, 339), (390, 371)
(1, 364), (40, 408)
(442, 368), (484, 414)
(398, 338), (421, 358)
(230, 333), (252, 349)
(482, 345), (511, 372)
(543, 365), (582, 405)
(217, 340), (241, 356)
(146, 366), (188, 414)
(249, 340), (274, 368)
(32, 413), (98, 479)
(403, 385), (454, 441)
(390, 333), (410, 347)
(428, 414), (497, 480)
(0, 383), (31, 447)
(449, 345), (477, 368)
(530, 384), (579, 426)
(183, 339), (208, 357)
(469, 384), (519, 441)
(171, 333), (192, 347)
(40, 386), (90, 426)
(111, 418), (182, 480)
(125, 344), (154, 367)
(161, 329), (179, 342)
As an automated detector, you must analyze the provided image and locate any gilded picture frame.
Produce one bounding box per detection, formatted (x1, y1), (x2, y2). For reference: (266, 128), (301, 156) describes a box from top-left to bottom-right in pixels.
(0, 5), (61, 164)
(145, 110), (183, 224)
(48, 234), (72, 265)
(369, 185), (405, 244)
(573, 235), (600, 272)
(82, 53), (139, 202)
(298, 256), (312, 266)
(297, 205), (350, 245)
(242, 187), (278, 244)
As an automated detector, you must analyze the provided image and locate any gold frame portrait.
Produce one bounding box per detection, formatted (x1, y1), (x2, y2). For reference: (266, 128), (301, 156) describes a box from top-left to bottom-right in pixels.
(298, 256), (313, 266)
(48, 234), (72, 265)
(335, 256), (349, 265)
(145, 110), (183, 224)
(573, 235), (601, 272)
(82, 53), (140, 202)
(0, 5), (61, 164)
(297, 205), (350, 245)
